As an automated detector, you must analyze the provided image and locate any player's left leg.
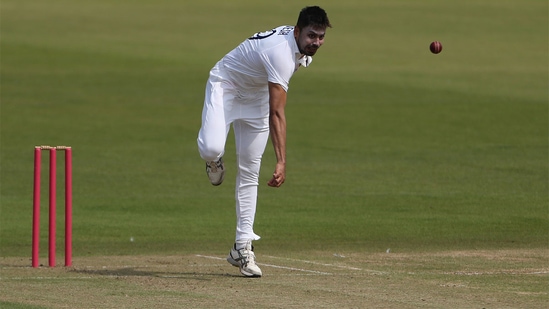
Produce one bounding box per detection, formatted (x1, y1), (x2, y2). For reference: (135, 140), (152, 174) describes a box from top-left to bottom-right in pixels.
(233, 116), (269, 242)
(226, 116), (269, 277)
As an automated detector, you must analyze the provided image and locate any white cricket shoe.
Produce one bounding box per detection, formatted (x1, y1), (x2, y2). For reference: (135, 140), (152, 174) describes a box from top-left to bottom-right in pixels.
(205, 157), (224, 186)
(226, 241), (262, 277)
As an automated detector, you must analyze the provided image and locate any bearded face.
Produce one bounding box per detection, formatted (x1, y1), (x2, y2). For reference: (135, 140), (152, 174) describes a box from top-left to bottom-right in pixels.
(294, 25), (326, 56)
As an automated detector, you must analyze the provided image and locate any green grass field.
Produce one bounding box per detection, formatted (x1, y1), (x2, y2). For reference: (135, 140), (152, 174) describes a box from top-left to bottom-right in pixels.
(1, 0), (547, 308)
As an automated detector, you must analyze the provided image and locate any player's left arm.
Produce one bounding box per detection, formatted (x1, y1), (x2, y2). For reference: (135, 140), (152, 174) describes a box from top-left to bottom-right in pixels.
(267, 82), (287, 188)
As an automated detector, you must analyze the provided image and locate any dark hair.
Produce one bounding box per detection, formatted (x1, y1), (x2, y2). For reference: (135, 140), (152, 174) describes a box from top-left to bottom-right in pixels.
(296, 6), (332, 29)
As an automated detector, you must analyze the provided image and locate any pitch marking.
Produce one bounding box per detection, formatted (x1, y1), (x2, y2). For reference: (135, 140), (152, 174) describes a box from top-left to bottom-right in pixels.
(265, 255), (388, 275)
(196, 255), (331, 275)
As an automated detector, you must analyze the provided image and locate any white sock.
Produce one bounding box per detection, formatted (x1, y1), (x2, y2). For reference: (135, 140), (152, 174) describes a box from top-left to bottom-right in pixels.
(236, 240), (251, 250)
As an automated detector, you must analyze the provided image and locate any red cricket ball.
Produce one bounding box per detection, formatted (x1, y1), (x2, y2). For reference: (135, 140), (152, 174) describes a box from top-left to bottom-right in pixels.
(430, 41), (443, 54)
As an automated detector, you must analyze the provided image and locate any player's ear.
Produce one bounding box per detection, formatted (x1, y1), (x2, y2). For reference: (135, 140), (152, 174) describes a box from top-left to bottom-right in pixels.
(294, 25), (300, 39)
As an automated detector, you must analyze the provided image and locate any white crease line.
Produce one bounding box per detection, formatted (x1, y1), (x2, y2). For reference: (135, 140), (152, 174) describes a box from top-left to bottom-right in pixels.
(446, 270), (549, 276)
(2, 277), (96, 280)
(196, 255), (331, 275)
(257, 262), (331, 275)
(265, 255), (362, 271)
(264, 255), (389, 274)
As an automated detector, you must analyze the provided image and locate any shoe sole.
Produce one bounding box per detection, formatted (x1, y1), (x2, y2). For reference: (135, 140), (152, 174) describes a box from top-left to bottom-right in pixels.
(209, 174), (224, 186)
(226, 256), (239, 267)
(207, 159), (224, 186)
(240, 269), (261, 277)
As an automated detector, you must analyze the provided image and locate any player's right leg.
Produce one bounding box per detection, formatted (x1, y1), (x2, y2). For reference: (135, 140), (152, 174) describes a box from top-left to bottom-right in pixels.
(197, 63), (234, 185)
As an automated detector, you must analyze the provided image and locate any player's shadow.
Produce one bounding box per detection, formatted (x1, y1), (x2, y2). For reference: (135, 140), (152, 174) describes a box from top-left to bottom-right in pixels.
(73, 267), (242, 280)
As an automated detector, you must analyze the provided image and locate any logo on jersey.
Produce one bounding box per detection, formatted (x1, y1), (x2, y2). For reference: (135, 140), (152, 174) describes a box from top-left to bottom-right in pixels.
(249, 29), (276, 40)
(278, 26), (293, 35)
(248, 26), (293, 40)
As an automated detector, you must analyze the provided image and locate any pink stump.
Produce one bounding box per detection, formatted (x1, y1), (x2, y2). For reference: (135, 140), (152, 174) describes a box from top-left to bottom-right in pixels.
(49, 147), (56, 267)
(65, 148), (72, 267)
(32, 147), (41, 268)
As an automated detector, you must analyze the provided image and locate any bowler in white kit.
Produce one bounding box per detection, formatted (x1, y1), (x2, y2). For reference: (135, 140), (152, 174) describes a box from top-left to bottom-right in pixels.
(197, 6), (331, 277)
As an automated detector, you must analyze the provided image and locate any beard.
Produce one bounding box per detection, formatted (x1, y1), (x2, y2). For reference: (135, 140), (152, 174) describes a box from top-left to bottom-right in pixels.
(299, 44), (319, 56)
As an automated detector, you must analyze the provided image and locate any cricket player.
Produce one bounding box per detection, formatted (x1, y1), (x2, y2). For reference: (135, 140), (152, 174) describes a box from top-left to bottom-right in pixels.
(197, 6), (331, 277)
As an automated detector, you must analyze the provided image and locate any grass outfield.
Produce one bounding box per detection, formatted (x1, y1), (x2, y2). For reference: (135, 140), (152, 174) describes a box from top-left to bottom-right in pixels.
(1, 0), (548, 307)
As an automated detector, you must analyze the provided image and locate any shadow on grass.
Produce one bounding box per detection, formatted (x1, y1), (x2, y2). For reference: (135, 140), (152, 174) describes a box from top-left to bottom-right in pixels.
(72, 267), (243, 280)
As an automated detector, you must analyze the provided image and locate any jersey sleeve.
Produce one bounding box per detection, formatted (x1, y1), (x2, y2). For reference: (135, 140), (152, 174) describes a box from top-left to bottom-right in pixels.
(259, 46), (294, 92)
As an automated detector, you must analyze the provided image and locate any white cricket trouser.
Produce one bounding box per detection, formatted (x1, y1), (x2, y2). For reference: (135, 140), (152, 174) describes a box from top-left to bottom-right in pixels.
(197, 61), (270, 242)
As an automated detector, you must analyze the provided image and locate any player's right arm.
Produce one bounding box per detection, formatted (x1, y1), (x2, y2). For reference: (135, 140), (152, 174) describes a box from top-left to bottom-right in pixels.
(267, 82), (287, 188)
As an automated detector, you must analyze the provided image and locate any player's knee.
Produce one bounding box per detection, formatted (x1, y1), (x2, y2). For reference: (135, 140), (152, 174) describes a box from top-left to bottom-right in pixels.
(197, 140), (224, 161)
(238, 156), (262, 174)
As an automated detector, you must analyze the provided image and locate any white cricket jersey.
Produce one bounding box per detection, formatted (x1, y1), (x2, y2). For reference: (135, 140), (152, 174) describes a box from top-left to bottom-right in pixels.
(222, 25), (311, 93)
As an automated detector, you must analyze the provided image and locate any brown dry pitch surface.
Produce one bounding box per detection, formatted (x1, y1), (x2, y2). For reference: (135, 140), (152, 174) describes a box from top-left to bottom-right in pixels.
(1, 249), (548, 308)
